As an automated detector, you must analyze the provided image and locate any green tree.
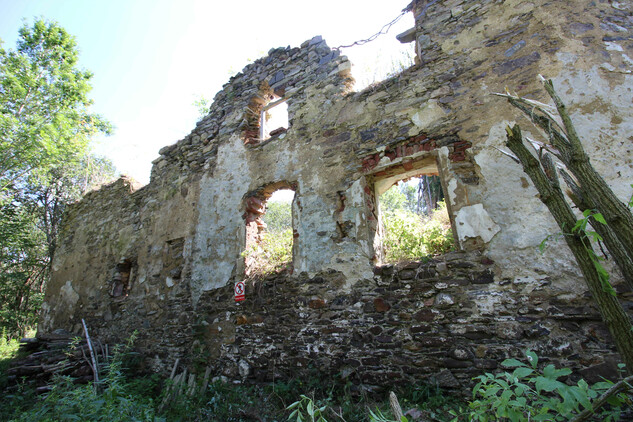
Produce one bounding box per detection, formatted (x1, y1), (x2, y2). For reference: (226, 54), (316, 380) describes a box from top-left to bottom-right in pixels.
(0, 19), (114, 338)
(380, 185), (407, 214)
(0, 19), (111, 187)
(381, 178), (444, 216)
(263, 200), (292, 233)
(499, 79), (633, 372)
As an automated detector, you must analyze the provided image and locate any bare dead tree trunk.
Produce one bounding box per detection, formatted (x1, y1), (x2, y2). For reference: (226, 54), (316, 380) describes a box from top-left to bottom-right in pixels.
(506, 124), (633, 372)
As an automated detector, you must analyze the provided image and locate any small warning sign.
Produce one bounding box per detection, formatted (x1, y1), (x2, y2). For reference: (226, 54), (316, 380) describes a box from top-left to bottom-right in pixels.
(234, 281), (245, 302)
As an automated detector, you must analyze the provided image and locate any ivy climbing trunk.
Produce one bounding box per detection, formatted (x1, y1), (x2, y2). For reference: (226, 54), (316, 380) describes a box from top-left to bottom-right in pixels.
(506, 124), (633, 372)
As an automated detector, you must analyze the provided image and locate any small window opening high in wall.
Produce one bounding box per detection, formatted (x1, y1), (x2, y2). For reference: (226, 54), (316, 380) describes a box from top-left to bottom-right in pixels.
(260, 96), (288, 141)
(243, 184), (295, 278)
(373, 158), (455, 264)
(110, 259), (133, 299)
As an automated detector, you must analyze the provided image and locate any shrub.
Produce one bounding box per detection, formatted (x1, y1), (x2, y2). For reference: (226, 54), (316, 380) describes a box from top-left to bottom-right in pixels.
(451, 350), (631, 421)
(242, 228), (293, 277)
(382, 201), (453, 262)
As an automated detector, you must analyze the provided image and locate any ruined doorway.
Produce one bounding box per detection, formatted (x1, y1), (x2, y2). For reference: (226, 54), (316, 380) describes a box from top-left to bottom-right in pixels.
(242, 183), (296, 277)
(370, 156), (456, 264)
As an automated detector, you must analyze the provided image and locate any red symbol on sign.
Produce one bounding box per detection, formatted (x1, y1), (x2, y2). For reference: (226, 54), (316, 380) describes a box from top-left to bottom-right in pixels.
(234, 281), (245, 302)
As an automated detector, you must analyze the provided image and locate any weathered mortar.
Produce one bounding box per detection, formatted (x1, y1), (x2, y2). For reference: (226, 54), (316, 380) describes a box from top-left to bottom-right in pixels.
(40, 0), (633, 390)
(197, 252), (631, 392)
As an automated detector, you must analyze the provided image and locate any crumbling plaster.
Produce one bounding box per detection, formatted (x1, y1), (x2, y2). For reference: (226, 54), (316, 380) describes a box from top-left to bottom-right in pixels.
(40, 0), (633, 388)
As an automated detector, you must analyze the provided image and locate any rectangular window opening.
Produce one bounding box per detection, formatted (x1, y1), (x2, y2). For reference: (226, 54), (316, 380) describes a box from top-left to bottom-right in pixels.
(260, 97), (288, 141)
(372, 158), (456, 265)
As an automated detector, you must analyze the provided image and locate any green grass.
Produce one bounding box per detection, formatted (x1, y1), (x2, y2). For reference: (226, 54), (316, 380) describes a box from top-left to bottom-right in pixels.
(0, 336), (20, 363)
(0, 336), (21, 391)
(0, 329), (32, 387)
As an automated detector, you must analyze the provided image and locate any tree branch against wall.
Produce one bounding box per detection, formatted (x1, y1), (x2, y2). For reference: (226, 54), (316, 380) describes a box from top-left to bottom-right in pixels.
(496, 78), (633, 372)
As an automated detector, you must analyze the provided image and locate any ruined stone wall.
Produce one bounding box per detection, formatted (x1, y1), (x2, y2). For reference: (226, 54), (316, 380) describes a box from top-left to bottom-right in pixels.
(197, 251), (630, 392)
(40, 0), (633, 390)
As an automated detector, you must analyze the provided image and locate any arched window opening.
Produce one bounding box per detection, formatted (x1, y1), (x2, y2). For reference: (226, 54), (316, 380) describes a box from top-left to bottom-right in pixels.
(243, 184), (296, 278)
(373, 158), (455, 264)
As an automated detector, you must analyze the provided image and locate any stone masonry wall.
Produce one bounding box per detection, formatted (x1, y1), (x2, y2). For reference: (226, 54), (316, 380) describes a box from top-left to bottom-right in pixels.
(196, 252), (631, 393)
(40, 0), (633, 390)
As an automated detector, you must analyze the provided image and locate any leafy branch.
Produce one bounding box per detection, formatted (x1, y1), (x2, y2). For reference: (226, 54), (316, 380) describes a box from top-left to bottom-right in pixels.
(497, 77), (633, 372)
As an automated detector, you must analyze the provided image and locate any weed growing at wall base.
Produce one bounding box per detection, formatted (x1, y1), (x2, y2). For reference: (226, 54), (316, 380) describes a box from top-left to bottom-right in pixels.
(449, 350), (632, 421)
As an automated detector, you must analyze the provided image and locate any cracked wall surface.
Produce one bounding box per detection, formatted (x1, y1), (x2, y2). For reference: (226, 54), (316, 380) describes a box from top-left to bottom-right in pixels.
(40, 0), (633, 390)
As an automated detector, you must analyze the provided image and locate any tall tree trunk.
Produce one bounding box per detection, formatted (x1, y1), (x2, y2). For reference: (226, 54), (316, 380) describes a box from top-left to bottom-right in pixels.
(563, 159), (633, 263)
(422, 176), (433, 215)
(543, 82), (633, 257)
(561, 170), (633, 289)
(506, 80), (633, 263)
(506, 124), (633, 372)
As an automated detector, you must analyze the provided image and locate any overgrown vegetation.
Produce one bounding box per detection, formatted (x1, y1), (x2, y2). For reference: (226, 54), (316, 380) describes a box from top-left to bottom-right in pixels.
(2, 334), (631, 421)
(451, 350), (632, 421)
(0, 331), (22, 388)
(0, 19), (116, 338)
(282, 351), (633, 422)
(242, 197), (293, 278)
(242, 228), (293, 277)
(0, 334), (458, 422)
(2, 334), (160, 421)
(380, 178), (454, 263)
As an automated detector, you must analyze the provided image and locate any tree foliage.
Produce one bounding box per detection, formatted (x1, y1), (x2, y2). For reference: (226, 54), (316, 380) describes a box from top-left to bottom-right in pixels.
(379, 180), (453, 263)
(0, 19), (115, 338)
(263, 200), (292, 233)
(381, 177), (444, 216)
(380, 202), (454, 263)
(498, 78), (633, 373)
(0, 19), (111, 186)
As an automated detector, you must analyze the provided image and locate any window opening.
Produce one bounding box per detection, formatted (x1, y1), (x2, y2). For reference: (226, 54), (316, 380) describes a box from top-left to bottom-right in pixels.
(260, 96), (288, 140)
(243, 186), (295, 278)
(374, 162), (454, 264)
(110, 260), (133, 299)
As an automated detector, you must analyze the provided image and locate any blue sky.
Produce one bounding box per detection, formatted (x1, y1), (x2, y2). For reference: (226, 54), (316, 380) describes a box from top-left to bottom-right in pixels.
(0, 0), (414, 184)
